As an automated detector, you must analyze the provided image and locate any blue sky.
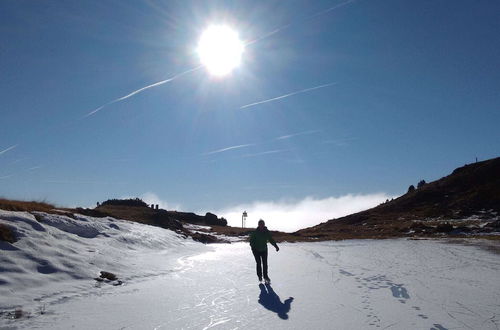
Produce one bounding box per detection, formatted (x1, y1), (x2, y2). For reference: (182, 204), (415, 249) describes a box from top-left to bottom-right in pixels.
(1, 0), (499, 227)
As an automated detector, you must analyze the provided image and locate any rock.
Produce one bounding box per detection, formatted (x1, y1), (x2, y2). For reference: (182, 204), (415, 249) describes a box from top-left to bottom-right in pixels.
(152, 211), (184, 231)
(191, 232), (228, 244)
(204, 212), (227, 226)
(99, 271), (117, 281)
(94, 271), (124, 286)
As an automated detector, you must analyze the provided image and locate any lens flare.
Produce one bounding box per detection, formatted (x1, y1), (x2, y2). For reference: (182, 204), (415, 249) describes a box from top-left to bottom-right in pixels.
(197, 25), (244, 77)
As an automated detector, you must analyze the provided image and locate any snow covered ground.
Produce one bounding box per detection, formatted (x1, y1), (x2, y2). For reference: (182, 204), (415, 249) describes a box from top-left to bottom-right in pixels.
(1, 210), (500, 329)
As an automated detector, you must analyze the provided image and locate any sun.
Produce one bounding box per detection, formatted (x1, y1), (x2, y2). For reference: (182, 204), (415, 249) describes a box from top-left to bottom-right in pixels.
(197, 25), (244, 77)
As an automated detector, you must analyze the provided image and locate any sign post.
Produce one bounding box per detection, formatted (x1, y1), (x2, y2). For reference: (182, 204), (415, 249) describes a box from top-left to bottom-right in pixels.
(242, 211), (247, 228)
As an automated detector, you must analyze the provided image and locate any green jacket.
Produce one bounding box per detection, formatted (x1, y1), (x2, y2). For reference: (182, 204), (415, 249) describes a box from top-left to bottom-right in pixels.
(250, 227), (278, 252)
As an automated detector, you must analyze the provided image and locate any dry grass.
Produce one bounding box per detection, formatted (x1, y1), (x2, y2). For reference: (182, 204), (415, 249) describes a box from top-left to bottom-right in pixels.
(0, 223), (16, 243)
(0, 198), (55, 213)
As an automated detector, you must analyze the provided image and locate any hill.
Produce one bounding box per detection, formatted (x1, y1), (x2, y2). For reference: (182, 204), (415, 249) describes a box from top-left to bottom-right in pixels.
(0, 197), (231, 244)
(92, 198), (227, 226)
(296, 157), (500, 239)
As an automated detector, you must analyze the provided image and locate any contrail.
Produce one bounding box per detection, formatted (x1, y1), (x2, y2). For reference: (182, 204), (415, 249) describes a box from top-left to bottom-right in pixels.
(245, 24), (292, 46)
(276, 130), (321, 140)
(323, 137), (357, 146)
(240, 82), (337, 110)
(306, 0), (355, 21)
(246, 0), (355, 45)
(82, 1), (354, 118)
(83, 66), (201, 118)
(0, 144), (17, 156)
(203, 144), (254, 155)
(44, 179), (128, 185)
(242, 149), (287, 158)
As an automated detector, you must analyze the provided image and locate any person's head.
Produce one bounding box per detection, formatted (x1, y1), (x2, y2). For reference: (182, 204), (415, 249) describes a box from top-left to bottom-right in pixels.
(258, 219), (265, 229)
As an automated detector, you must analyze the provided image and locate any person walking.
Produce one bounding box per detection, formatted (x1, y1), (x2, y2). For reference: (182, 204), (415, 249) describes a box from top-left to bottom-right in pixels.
(249, 219), (279, 283)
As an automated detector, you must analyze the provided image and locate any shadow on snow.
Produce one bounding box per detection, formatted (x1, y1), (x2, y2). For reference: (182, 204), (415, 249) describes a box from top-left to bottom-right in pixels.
(258, 283), (294, 320)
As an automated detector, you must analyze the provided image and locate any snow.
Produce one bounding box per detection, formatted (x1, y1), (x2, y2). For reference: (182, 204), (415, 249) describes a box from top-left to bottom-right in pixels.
(183, 223), (244, 243)
(0, 210), (202, 312)
(1, 210), (500, 329)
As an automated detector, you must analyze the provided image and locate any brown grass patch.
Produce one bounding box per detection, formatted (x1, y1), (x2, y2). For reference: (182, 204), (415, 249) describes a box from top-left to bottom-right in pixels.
(0, 223), (16, 243)
(0, 198), (55, 213)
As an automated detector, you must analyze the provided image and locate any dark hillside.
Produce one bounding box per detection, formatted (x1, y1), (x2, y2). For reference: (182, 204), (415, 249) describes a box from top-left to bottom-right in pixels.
(297, 157), (500, 239)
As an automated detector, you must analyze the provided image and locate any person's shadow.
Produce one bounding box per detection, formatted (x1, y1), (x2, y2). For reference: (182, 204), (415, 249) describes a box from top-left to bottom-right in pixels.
(258, 283), (294, 320)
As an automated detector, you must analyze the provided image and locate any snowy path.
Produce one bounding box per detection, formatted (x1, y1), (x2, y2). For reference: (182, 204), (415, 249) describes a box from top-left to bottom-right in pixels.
(6, 240), (500, 330)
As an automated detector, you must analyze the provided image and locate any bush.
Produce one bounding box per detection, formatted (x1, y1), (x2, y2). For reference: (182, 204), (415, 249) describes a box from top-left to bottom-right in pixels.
(407, 185), (416, 193)
(417, 180), (426, 189)
(100, 198), (148, 208)
(205, 212), (227, 226)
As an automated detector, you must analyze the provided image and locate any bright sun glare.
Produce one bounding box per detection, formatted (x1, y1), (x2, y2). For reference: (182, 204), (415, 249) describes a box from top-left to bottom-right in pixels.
(197, 25), (244, 77)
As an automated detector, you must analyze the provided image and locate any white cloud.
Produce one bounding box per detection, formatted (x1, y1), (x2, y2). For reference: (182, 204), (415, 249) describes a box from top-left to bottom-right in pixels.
(139, 192), (181, 211)
(213, 193), (394, 233)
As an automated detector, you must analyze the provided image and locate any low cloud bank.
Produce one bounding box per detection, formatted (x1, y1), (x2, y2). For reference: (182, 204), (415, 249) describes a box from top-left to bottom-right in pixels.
(118, 192), (181, 211)
(141, 192), (181, 210)
(214, 193), (393, 233)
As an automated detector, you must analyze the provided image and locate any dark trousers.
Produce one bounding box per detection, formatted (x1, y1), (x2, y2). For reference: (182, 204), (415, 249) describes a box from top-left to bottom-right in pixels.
(252, 249), (268, 279)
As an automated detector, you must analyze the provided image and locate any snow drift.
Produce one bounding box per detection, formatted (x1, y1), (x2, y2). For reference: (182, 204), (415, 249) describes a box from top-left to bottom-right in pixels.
(0, 210), (203, 312)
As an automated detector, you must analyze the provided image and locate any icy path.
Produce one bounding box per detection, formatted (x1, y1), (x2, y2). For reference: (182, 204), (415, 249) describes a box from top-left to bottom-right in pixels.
(9, 239), (500, 330)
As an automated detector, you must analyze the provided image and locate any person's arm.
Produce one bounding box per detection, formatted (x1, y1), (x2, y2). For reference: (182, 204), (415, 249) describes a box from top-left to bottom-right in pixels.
(249, 232), (256, 251)
(268, 232), (279, 251)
